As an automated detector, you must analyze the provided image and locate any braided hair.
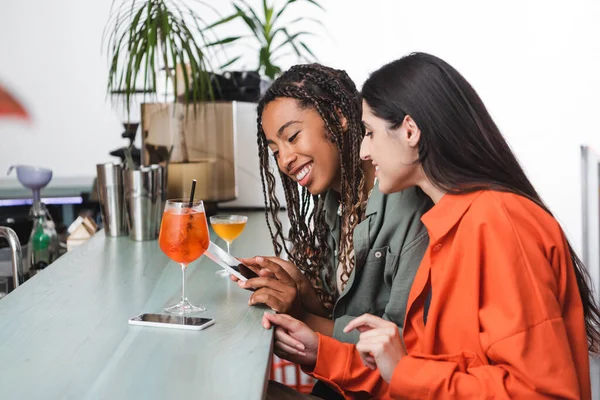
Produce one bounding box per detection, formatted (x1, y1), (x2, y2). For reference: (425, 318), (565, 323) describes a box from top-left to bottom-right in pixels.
(256, 64), (366, 310)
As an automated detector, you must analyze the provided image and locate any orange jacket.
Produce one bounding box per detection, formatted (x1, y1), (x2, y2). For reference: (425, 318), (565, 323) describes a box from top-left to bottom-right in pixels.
(307, 191), (591, 399)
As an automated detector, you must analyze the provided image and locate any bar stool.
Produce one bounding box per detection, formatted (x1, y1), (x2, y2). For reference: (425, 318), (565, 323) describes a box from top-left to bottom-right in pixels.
(270, 356), (315, 394)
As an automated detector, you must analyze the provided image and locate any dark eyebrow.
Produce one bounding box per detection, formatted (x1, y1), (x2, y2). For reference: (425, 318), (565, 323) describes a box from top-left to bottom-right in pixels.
(266, 120), (302, 145)
(278, 120), (301, 136)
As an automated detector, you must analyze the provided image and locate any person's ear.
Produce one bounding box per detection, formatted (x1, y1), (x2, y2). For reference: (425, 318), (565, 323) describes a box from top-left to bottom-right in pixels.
(403, 115), (421, 148)
(335, 108), (348, 131)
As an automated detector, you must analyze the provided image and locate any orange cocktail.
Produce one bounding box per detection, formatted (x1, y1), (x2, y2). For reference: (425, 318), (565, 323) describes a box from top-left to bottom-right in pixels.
(159, 210), (209, 265)
(158, 199), (209, 314)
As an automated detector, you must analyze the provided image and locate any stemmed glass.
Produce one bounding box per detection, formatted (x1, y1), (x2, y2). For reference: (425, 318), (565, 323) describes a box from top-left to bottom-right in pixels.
(209, 215), (248, 277)
(158, 199), (209, 313)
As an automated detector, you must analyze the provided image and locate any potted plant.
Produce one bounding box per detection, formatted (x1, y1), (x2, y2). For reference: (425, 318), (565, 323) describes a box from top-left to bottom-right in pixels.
(207, 0), (324, 97)
(102, 0), (324, 206)
(104, 0), (219, 113)
(103, 0), (230, 205)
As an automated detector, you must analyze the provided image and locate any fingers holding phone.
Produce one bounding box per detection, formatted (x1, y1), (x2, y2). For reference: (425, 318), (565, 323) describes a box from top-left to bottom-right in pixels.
(230, 260), (273, 283)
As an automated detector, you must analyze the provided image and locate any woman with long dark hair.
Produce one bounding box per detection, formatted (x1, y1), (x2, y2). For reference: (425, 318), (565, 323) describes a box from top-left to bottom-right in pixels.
(263, 53), (599, 399)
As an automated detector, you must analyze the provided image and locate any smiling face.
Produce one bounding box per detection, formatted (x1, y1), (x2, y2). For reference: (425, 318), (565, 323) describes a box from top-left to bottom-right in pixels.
(360, 100), (420, 194)
(261, 97), (341, 195)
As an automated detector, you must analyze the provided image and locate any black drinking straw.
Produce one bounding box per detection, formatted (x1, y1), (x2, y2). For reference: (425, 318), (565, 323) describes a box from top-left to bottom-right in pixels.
(188, 179), (197, 207)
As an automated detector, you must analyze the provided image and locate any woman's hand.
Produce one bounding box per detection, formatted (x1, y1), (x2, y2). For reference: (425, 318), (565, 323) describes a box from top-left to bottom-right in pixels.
(238, 257), (302, 315)
(262, 312), (319, 368)
(237, 256), (308, 289)
(230, 257), (276, 281)
(233, 257), (315, 317)
(344, 314), (406, 383)
(256, 257), (329, 316)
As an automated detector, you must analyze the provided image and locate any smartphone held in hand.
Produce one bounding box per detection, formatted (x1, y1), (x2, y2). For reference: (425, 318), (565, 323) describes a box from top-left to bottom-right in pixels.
(204, 241), (259, 281)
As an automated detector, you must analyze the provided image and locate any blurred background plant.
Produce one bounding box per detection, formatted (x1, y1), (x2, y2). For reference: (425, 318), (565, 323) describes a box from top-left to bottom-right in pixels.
(206, 0), (325, 80)
(103, 0), (222, 115)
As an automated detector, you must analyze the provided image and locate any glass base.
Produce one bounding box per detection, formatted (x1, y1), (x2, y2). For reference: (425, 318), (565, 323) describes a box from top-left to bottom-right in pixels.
(215, 269), (230, 277)
(165, 298), (206, 314)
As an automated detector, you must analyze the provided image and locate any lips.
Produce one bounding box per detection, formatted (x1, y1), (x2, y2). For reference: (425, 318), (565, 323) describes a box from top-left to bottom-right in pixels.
(289, 161), (312, 178)
(295, 163), (312, 181)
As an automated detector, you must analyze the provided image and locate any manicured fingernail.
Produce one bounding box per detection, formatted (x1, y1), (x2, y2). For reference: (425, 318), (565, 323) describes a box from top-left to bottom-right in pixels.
(256, 256), (264, 263)
(296, 343), (305, 351)
(298, 351), (306, 356)
(238, 280), (245, 287)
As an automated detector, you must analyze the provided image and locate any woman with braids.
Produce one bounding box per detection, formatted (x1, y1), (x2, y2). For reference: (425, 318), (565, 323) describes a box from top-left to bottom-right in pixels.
(233, 63), (432, 398)
(262, 53), (600, 399)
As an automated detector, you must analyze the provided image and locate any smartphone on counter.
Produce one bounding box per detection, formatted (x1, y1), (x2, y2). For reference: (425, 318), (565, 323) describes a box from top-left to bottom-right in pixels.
(204, 241), (259, 282)
(128, 313), (215, 331)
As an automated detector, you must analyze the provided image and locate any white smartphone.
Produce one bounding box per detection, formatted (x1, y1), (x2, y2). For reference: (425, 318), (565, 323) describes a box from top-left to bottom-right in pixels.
(204, 241), (259, 282)
(128, 313), (215, 331)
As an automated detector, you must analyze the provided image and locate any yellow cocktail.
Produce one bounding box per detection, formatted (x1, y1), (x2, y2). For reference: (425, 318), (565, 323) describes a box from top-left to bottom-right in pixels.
(209, 215), (248, 277)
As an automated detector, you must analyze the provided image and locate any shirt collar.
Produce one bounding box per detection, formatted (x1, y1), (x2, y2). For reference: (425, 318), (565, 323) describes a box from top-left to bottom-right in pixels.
(323, 181), (383, 228)
(323, 189), (340, 228)
(421, 190), (484, 243)
(365, 182), (382, 217)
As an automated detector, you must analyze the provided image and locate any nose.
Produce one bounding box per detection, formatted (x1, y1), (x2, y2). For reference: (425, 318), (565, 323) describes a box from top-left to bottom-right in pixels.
(360, 136), (371, 161)
(278, 145), (297, 172)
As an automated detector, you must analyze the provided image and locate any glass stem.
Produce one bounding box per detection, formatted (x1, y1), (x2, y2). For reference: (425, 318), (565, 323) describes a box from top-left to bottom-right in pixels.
(181, 263), (187, 303)
(226, 241), (231, 254)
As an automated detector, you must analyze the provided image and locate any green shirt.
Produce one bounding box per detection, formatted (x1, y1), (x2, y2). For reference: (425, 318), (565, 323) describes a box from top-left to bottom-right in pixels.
(321, 184), (432, 343)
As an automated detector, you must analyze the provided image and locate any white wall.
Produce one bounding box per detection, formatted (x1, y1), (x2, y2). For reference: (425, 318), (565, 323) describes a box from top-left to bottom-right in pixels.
(313, 0), (600, 260)
(0, 0), (124, 178)
(1, 0), (600, 257)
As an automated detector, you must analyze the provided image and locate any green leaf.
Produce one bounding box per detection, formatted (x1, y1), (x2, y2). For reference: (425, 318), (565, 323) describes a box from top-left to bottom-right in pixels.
(233, 4), (259, 38)
(167, 30), (180, 98)
(259, 45), (281, 80)
(237, 1), (263, 29)
(219, 55), (242, 69)
(289, 16), (326, 29)
(274, 0), (297, 22)
(265, 5), (273, 27)
(205, 36), (242, 47)
(280, 28), (303, 58)
(127, 4), (146, 51)
(264, 63), (281, 80)
(302, 0), (325, 11)
(271, 30), (313, 54)
(259, 46), (270, 67)
(141, 3), (156, 97)
(236, 1), (267, 43)
(273, 0), (323, 22)
(204, 11), (241, 30)
(262, 0), (268, 21)
(299, 41), (317, 60)
(103, 2), (140, 54)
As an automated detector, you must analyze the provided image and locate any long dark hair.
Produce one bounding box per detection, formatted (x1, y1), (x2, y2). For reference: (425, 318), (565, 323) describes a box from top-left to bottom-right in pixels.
(361, 52), (600, 352)
(256, 64), (366, 309)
